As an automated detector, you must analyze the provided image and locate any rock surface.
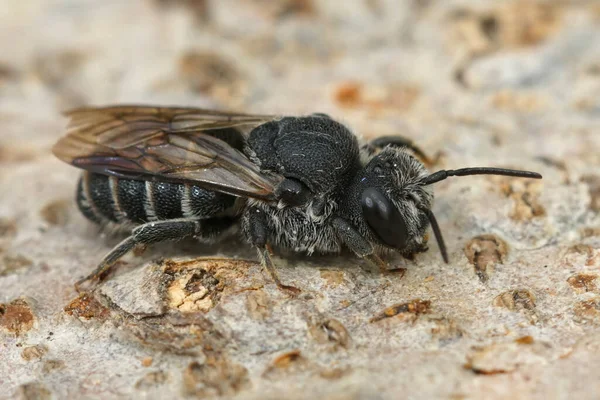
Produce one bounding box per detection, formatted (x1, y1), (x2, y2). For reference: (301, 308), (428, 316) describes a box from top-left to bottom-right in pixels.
(1, 1), (600, 399)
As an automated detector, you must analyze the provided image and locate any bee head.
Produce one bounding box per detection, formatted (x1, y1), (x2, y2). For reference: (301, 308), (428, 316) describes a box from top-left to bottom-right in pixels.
(358, 148), (433, 256)
(357, 146), (542, 262)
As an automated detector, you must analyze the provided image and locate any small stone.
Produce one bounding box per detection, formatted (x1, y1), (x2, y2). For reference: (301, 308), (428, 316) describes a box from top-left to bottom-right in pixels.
(18, 382), (51, 400)
(573, 298), (600, 322)
(246, 289), (271, 320)
(464, 235), (508, 283)
(0, 254), (33, 277)
(581, 175), (600, 212)
(135, 371), (168, 390)
(263, 350), (310, 379)
(42, 359), (65, 374)
(141, 357), (153, 367)
(0, 217), (17, 238)
(39, 199), (70, 226)
(567, 274), (598, 293)
(183, 358), (250, 397)
(370, 299), (431, 323)
(64, 294), (110, 320)
(309, 319), (350, 349)
(21, 344), (48, 361)
(0, 298), (35, 336)
(465, 340), (553, 374)
(494, 289), (536, 311)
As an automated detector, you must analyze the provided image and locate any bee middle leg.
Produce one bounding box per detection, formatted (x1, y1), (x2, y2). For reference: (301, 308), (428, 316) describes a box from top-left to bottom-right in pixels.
(245, 207), (301, 294)
(76, 218), (226, 292)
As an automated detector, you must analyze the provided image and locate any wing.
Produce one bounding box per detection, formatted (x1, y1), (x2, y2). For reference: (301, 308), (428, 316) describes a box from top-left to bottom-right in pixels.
(52, 105), (284, 201)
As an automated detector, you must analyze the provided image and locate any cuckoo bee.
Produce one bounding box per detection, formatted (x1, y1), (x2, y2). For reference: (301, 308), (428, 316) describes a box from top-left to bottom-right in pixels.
(52, 106), (542, 293)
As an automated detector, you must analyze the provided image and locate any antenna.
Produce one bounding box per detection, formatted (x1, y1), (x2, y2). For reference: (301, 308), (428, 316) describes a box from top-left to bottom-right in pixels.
(421, 167), (542, 186)
(420, 167), (541, 263)
(423, 209), (448, 263)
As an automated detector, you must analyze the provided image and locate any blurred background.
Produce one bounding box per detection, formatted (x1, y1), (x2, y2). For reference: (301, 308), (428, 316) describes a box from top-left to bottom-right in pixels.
(2, 0), (599, 158)
(1, 1), (600, 399)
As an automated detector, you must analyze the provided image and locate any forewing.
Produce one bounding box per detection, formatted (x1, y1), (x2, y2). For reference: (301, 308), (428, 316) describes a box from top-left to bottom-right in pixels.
(52, 105), (283, 200)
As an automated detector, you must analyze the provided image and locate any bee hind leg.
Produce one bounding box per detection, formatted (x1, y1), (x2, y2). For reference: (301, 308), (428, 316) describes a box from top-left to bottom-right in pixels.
(75, 218), (203, 293)
(363, 135), (435, 166)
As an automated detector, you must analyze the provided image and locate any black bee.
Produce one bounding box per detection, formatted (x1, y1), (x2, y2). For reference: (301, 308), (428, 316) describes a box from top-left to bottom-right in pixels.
(53, 106), (542, 293)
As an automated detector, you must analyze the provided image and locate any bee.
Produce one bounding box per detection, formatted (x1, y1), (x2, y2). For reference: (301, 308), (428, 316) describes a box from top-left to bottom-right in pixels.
(52, 106), (542, 293)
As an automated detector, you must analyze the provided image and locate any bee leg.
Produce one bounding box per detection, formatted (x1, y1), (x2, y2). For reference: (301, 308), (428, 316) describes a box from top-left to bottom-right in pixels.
(76, 218), (202, 292)
(332, 217), (390, 273)
(332, 217), (373, 258)
(246, 207), (301, 294)
(363, 136), (434, 165)
(256, 246), (301, 295)
(366, 254), (390, 272)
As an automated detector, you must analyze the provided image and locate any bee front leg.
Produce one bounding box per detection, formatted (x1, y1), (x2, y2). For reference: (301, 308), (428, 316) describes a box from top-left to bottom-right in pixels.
(245, 207), (301, 295)
(332, 217), (389, 273)
(76, 218), (203, 292)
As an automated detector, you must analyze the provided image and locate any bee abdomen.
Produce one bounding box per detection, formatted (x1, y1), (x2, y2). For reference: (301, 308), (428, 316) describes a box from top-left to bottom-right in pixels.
(76, 172), (122, 224)
(116, 178), (148, 223)
(76, 172), (238, 226)
(145, 181), (185, 221)
(76, 174), (104, 224)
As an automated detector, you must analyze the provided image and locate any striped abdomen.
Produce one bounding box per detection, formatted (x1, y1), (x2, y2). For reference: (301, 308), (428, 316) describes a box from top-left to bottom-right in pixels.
(76, 172), (238, 226)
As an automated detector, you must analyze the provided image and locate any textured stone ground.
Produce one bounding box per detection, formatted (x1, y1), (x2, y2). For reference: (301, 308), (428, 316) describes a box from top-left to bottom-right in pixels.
(1, 1), (600, 399)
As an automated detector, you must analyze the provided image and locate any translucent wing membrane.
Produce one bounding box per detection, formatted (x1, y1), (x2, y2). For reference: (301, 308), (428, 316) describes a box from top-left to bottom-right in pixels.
(53, 105), (284, 200)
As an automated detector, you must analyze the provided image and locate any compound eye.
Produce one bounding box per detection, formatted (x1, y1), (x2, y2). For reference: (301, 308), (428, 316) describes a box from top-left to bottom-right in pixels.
(361, 187), (409, 250)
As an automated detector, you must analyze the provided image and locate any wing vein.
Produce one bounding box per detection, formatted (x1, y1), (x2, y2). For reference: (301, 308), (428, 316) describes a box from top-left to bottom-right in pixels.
(53, 105), (284, 201)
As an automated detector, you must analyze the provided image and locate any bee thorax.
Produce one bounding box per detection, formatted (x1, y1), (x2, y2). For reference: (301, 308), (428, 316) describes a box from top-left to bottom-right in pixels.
(243, 199), (342, 255)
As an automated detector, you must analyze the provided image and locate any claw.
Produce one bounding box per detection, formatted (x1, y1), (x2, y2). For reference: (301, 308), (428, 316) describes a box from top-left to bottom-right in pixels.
(258, 246), (302, 295)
